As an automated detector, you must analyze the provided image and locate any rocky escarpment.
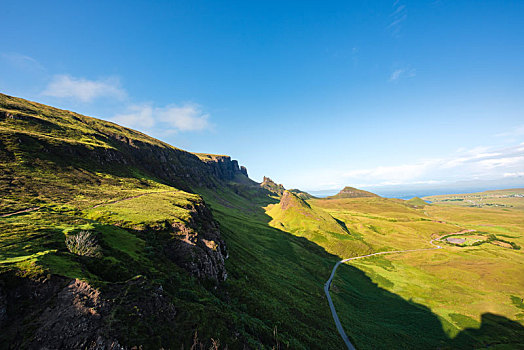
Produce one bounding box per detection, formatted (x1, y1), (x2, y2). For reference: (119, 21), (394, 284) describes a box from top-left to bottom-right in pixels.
(164, 199), (228, 282)
(0, 274), (176, 349)
(0, 95), (249, 191)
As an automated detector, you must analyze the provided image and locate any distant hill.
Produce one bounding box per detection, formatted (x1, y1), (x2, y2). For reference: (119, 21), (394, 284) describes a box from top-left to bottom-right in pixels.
(266, 190), (348, 237)
(328, 186), (379, 199)
(264, 191), (370, 258)
(406, 197), (429, 207)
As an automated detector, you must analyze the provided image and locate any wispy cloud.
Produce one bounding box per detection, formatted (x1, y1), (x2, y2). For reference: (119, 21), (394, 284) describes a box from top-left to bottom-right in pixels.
(388, 1), (407, 38)
(296, 142), (524, 190)
(1, 52), (44, 71)
(42, 74), (126, 102)
(389, 68), (416, 82)
(112, 103), (211, 134)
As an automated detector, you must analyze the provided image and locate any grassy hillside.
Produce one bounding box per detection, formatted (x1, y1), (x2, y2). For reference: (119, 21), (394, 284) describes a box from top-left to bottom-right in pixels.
(0, 93), (349, 349)
(265, 191), (370, 258)
(266, 190), (524, 348)
(1, 93), (523, 349)
(289, 188), (316, 200)
(314, 195), (524, 349)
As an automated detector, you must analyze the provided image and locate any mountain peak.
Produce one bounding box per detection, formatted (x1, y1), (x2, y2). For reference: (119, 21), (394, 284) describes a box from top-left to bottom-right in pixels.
(280, 190), (311, 210)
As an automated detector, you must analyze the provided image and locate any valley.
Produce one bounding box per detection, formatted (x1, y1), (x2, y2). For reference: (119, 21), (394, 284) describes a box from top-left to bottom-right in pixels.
(1, 93), (523, 349)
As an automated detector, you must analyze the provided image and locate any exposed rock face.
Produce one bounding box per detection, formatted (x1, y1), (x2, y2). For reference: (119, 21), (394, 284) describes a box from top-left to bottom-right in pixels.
(30, 279), (124, 349)
(260, 176), (285, 196)
(198, 155), (248, 182)
(165, 199), (228, 281)
(34, 134), (249, 191)
(0, 274), (176, 349)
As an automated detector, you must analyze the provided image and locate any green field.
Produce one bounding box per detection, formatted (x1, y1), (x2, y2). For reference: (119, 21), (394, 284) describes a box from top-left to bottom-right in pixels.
(265, 192), (524, 349)
(423, 188), (524, 209)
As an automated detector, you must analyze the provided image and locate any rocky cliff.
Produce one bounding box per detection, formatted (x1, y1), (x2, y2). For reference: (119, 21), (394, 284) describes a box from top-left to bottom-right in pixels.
(0, 94), (249, 191)
(164, 198), (228, 281)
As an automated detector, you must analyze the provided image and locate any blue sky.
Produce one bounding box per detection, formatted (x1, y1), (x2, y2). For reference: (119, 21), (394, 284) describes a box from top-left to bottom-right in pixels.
(2, 0), (524, 192)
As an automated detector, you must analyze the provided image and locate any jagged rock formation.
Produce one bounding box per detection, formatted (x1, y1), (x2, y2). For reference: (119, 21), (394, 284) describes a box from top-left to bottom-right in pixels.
(164, 199), (228, 281)
(196, 153), (249, 179)
(328, 186), (379, 199)
(260, 176), (285, 196)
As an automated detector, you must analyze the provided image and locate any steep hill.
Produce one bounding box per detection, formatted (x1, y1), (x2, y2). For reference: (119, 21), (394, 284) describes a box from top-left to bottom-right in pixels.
(265, 191), (370, 258)
(0, 93), (348, 349)
(328, 186), (379, 199)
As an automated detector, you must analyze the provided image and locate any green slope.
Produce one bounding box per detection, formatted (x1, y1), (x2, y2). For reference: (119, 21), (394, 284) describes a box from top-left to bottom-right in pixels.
(266, 191), (371, 258)
(1, 93), (523, 349)
(0, 93), (347, 349)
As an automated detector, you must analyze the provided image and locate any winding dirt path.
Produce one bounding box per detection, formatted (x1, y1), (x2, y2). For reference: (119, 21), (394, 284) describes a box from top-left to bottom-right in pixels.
(324, 238), (445, 349)
(0, 207), (40, 218)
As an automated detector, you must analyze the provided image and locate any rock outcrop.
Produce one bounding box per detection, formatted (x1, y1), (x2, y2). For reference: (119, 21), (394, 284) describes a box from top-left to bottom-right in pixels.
(0, 274), (177, 349)
(260, 176), (285, 196)
(165, 199), (228, 282)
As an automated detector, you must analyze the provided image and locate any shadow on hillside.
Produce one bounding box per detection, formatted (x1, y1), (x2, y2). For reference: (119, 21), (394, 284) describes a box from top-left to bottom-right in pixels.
(333, 262), (524, 349)
(204, 184), (524, 350)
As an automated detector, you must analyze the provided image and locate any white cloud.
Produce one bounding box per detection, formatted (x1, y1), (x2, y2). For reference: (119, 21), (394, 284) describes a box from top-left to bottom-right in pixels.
(111, 105), (156, 130)
(389, 68), (416, 82)
(112, 103), (211, 134)
(158, 104), (210, 131)
(296, 142), (524, 190)
(42, 74), (126, 102)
